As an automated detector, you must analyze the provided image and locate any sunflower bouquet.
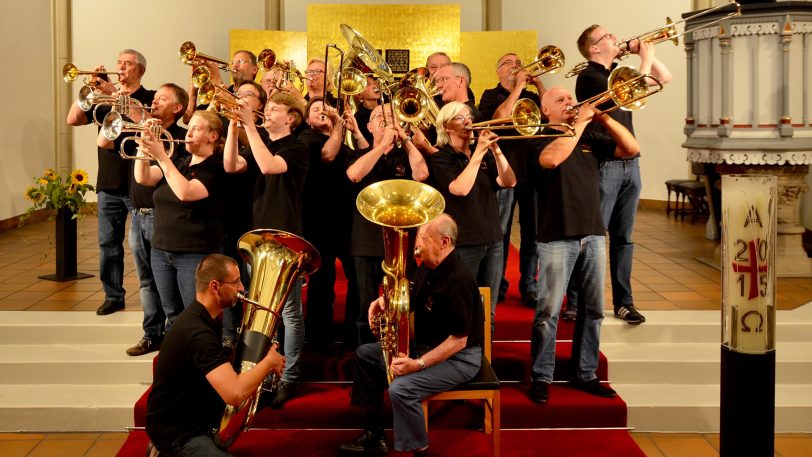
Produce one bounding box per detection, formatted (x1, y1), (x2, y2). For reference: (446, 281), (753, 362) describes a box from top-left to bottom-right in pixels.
(21, 168), (95, 224)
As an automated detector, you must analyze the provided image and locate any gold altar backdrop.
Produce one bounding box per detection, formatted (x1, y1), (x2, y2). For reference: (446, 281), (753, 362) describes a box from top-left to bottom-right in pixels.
(307, 4), (461, 75)
(461, 31), (539, 102)
(230, 30), (308, 81)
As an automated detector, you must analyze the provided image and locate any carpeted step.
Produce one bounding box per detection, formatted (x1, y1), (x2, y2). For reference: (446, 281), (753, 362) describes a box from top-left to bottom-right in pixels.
(116, 427), (645, 457)
(492, 341), (608, 382)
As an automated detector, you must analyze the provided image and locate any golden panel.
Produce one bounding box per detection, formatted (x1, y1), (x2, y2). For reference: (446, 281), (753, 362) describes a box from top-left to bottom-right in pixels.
(230, 30), (308, 82)
(307, 4), (461, 75)
(461, 31), (539, 103)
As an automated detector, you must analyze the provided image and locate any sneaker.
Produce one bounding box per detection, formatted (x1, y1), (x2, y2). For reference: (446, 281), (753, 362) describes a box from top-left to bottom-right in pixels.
(96, 300), (124, 316)
(561, 306), (577, 322)
(614, 305), (646, 325)
(338, 428), (389, 455)
(529, 380), (550, 404)
(567, 378), (617, 398)
(126, 338), (161, 357)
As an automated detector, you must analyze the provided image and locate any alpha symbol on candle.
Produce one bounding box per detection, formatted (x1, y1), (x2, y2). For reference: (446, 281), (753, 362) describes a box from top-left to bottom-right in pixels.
(732, 239), (768, 300)
(743, 205), (763, 228)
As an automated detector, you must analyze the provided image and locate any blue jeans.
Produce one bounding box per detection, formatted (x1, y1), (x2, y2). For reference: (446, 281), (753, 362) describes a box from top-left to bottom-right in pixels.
(277, 277), (304, 383)
(456, 242), (503, 332)
(354, 256), (384, 345)
(531, 235), (605, 383)
(151, 249), (206, 324)
(97, 191), (131, 303)
(174, 434), (232, 457)
(600, 159), (641, 309)
(128, 210), (163, 340)
(496, 184), (539, 298)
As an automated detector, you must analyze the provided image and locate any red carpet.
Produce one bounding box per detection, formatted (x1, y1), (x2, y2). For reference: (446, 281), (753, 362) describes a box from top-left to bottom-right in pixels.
(122, 246), (643, 456)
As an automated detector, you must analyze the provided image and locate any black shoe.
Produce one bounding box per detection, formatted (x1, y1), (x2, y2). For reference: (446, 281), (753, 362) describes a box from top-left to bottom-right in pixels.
(414, 447), (429, 457)
(561, 306), (577, 322)
(126, 338), (161, 357)
(614, 305), (646, 325)
(96, 300), (124, 315)
(522, 292), (539, 308)
(338, 429), (389, 455)
(270, 380), (298, 409)
(567, 378), (617, 398)
(529, 380), (550, 404)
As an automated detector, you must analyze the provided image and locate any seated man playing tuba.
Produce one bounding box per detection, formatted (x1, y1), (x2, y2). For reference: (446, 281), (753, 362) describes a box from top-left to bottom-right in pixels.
(338, 214), (484, 457)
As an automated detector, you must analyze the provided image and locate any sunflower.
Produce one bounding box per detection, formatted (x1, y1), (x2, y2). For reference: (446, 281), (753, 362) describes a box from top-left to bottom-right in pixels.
(25, 187), (45, 204)
(68, 183), (78, 195)
(37, 178), (50, 186)
(43, 169), (58, 181)
(71, 169), (90, 186)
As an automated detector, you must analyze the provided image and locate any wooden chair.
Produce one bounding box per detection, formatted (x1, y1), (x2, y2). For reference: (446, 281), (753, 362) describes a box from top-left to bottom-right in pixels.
(421, 287), (501, 457)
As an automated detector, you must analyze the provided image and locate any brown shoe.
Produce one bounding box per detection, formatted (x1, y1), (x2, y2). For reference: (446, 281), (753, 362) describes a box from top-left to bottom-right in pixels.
(126, 338), (161, 357)
(96, 300), (124, 315)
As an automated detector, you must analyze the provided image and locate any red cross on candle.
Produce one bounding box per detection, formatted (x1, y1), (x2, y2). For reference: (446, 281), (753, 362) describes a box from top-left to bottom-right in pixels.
(731, 239), (768, 300)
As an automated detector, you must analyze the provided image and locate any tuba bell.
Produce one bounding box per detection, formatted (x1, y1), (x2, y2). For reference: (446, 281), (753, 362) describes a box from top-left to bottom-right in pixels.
(214, 229), (321, 449)
(355, 180), (445, 383)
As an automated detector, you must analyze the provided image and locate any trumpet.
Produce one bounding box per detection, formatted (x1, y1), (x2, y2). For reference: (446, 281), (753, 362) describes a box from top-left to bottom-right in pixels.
(79, 90), (151, 125)
(565, 1), (741, 77)
(179, 41), (233, 72)
(199, 83), (265, 126)
(257, 48), (277, 72)
(63, 63), (118, 86)
(567, 66), (663, 115)
(511, 45), (565, 79)
(268, 60), (310, 94)
(468, 98), (576, 139)
(101, 114), (187, 160)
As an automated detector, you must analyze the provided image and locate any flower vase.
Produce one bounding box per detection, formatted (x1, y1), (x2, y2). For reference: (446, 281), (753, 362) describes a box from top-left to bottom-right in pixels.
(38, 207), (93, 282)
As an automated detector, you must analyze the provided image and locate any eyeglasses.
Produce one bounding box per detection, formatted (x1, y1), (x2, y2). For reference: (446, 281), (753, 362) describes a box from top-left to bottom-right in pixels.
(235, 91), (258, 99)
(497, 59), (522, 70)
(305, 69), (324, 76)
(435, 75), (461, 84)
(219, 277), (242, 286)
(231, 59), (252, 66)
(593, 33), (615, 46)
(451, 114), (474, 122)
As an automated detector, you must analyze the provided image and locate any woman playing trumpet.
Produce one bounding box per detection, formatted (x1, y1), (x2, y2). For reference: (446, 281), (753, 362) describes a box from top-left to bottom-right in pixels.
(429, 102), (516, 331)
(134, 110), (227, 322)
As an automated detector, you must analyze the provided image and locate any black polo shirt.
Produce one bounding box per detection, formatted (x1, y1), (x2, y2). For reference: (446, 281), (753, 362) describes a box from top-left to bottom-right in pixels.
(243, 133), (309, 235)
(347, 145), (415, 257)
(86, 85), (155, 193)
(429, 144), (501, 247)
(412, 251), (484, 350)
(575, 61), (639, 160)
(299, 127), (355, 253)
(530, 127), (616, 242)
(478, 83), (542, 183)
(121, 122), (188, 210)
(151, 153), (225, 253)
(146, 300), (228, 453)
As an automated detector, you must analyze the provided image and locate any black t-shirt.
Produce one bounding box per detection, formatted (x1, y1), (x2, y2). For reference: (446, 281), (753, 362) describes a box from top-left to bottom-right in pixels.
(346, 145), (415, 257)
(429, 144), (501, 247)
(298, 127), (356, 253)
(120, 122), (188, 210)
(478, 83), (542, 182)
(412, 251), (484, 350)
(575, 61), (639, 161)
(354, 104), (374, 145)
(86, 86), (156, 193)
(530, 127), (616, 242)
(243, 133), (309, 235)
(151, 154), (226, 253)
(146, 300), (228, 452)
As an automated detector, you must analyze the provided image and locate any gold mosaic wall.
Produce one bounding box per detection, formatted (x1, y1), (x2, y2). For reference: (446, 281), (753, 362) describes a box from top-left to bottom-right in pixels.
(461, 31), (539, 102)
(230, 30), (308, 82)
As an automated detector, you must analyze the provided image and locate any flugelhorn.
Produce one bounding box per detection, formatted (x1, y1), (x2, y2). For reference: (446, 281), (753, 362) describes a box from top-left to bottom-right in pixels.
(468, 98), (576, 139)
(198, 83), (265, 126)
(257, 48), (277, 72)
(101, 114), (186, 160)
(62, 63), (118, 84)
(79, 91), (151, 126)
(567, 66), (663, 114)
(511, 45), (565, 79)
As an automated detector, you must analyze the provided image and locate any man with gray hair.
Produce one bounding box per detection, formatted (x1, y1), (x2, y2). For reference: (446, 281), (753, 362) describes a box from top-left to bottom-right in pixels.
(67, 49), (155, 316)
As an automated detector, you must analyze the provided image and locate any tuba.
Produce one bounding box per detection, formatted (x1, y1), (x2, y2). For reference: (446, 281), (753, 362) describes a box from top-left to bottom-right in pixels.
(356, 180), (445, 383)
(214, 229), (321, 449)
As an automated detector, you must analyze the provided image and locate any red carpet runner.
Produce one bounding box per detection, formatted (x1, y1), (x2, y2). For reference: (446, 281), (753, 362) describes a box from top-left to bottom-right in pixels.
(120, 246), (645, 456)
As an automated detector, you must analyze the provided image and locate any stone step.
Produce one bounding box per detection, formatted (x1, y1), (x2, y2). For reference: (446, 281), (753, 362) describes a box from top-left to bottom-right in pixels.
(0, 311), (142, 345)
(617, 383), (812, 432)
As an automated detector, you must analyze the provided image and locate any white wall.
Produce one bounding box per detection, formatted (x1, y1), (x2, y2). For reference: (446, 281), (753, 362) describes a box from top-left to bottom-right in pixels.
(502, 0), (694, 202)
(70, 0), (266, 201)
(0, 0), (57, 220)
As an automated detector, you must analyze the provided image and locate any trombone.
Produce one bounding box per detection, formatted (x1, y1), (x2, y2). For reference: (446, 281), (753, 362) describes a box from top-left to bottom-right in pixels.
(62, 63), (118, 85)
(565, 1), (741, 77)
(511, 45), (565, 79)
(468, 98), (575, 139)
(567, 66), (664, 115)
(199, 83), (265, 126)
(101, 114), (187, 160)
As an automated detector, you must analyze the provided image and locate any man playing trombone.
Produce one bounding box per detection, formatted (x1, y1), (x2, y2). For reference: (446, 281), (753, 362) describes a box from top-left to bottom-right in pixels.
(66, 49), (155, 317)
(563, 25), (672, 325)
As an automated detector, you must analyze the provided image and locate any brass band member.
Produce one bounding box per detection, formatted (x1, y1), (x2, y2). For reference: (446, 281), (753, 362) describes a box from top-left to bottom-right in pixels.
(354, 76), (381, 144)
(185, 50), (259, 123)
(338, 214), (483, 457)
(66, 49), (155, 316)
(479, 53), (546, 306)
(146, 254), (285, 457)
(429, 102), (516, 331)
(346, 104), (429, 345)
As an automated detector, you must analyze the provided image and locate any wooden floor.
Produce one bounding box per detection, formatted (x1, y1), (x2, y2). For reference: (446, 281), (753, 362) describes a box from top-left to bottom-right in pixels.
(0, 207), (810, 456)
